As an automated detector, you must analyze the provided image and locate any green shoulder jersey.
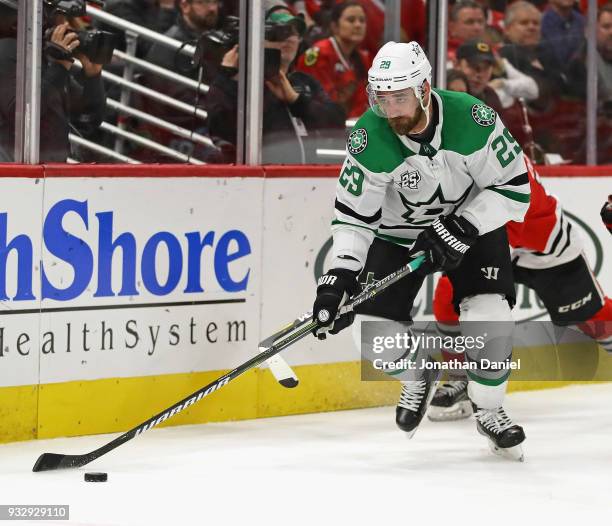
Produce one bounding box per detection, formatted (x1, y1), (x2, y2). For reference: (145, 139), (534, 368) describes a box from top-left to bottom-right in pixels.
(331, 88), (530, 271)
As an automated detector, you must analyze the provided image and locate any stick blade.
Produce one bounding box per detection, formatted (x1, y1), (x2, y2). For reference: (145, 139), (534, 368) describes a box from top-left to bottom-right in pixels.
(32, 453), (90, 472)
(279, 377), (299, 388)
(262, 352), (299, 388)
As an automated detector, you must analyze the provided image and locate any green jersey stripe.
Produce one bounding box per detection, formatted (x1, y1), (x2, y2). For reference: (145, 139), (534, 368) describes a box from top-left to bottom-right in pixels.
(466, 369), (512, 386)
(488, 187), (531, 203)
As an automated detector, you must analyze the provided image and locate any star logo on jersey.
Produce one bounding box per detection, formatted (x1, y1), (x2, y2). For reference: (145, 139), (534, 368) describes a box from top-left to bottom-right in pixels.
(396, 170), (421, 189)
(471, 104), (496, 127)
(348, 128), (368, 155)
(397, 183), (473, 226)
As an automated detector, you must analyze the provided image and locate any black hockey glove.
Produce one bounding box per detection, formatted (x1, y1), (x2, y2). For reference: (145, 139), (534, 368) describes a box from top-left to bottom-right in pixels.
(601, 196), (612, 235)
(312, 268), (361, 340)
(410, 214), (479, 275)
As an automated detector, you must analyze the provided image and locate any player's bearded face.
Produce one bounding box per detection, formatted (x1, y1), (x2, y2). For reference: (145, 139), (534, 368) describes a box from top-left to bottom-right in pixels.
(375, 88), (423, 134)
(388, 105), (424, 135)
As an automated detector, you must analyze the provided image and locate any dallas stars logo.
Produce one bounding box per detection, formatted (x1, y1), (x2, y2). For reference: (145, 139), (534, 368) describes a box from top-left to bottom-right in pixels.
(348, 128), (368, 155)
(397, 183), (473, 226)
(471, 104), (496, 127)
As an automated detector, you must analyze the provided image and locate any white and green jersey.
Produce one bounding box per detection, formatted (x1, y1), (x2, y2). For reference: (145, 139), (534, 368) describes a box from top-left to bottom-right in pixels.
(331, 88), (531, 272)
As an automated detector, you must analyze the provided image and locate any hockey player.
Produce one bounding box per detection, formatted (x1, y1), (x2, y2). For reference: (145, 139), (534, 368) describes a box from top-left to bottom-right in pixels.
(429, 161), (612, 422)
(311, 41), (531, 460)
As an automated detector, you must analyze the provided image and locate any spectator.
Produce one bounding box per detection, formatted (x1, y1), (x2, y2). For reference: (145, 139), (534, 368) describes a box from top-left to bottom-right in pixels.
(446, 68), (470, 92)
(541, 0), (585, 68)
(0, 9), (106, 162)
(499, 1), (566, 110)
(97, 0), (178, 57)
(295, 1), (371, 117)
(457, 39), (539, 108)
(448, 1), (487, 63)
(207, 5), (345, 163)
(455, 40), (503, 107)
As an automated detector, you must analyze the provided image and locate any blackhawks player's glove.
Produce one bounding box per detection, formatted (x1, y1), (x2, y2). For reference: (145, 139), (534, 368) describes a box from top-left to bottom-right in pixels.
(312, 268), (361, 339)
(410, 214), (478, 275)
(601, 195), (612, 235)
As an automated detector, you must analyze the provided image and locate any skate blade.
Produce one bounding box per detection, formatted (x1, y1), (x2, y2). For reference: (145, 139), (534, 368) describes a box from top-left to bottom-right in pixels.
(427, 400), (473, 422)
(487, 440), (524, 462)
(405, 429), (417, 440)
(399, 371), (440, 440)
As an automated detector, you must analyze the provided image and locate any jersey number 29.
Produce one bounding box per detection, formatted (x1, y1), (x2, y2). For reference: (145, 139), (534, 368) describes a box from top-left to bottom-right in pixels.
(339, 161), (365, 196)
(492, 127), (522, 168)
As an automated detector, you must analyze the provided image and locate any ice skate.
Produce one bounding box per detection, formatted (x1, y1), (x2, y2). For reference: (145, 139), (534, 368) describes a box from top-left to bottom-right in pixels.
(396, 369), (440, 438)
(474, 405), (525, 462)
(427, 380), (473, 422)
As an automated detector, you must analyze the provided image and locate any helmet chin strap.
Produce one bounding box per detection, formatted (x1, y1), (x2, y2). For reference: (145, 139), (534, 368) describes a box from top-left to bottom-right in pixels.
(409, 85), (432, 135)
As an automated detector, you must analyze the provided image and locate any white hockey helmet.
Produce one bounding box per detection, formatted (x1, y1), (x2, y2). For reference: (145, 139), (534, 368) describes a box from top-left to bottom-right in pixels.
(368, 41), (432, 91)
(367, 41), (432, 118)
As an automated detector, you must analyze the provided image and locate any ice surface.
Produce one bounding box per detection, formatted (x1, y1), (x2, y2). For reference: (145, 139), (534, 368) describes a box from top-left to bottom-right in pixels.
(1, 384), (611, 526)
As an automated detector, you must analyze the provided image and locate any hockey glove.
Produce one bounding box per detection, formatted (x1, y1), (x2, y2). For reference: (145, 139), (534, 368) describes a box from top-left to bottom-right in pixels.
(312, 268), (361, 340)
(601, 195), (612, 235)
(410, 214), (478, 275)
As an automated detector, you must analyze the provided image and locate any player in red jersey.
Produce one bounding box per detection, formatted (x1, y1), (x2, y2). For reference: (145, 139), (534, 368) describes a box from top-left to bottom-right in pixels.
(429, 156), (612, 421)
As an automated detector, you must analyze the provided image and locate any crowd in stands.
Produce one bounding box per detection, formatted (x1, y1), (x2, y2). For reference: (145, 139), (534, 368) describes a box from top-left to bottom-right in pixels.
(1, 0), (612, 164)
(445, 0), (612, 163)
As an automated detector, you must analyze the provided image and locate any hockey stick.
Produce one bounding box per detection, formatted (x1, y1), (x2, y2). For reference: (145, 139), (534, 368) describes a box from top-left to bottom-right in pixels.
(260, 255), (427, 387)
(32, 255), (424, 472)
(259, 312), (312, 388)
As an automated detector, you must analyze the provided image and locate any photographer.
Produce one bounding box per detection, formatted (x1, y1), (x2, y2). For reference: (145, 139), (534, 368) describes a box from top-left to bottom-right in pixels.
(146, 0), (222, 83)
(206, 6), (346, 164)
(0, 3), (107, 162)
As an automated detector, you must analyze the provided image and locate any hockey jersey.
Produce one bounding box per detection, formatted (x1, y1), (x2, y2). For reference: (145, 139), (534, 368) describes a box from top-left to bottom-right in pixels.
(331, 89), (531, 271)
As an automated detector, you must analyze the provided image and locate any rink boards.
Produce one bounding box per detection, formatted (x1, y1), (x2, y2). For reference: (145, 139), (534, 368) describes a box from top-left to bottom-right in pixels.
(0, 164), (610, 443)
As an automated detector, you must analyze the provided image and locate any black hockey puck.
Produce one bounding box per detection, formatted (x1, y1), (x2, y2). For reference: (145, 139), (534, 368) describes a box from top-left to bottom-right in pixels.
(84, 472), (107, 482)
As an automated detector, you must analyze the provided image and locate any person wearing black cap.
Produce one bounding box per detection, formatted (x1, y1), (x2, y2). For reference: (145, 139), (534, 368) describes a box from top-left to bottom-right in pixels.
(206, 4), (345, 163)
(455, 40), (499, 104)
